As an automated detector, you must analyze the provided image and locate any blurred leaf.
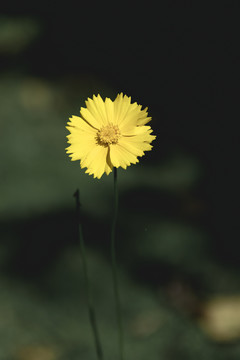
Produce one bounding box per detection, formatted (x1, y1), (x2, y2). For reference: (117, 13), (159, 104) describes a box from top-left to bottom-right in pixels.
(119, 153), (202, 192)
(136, 221), (208, 270)
(0, 16), (40, 54)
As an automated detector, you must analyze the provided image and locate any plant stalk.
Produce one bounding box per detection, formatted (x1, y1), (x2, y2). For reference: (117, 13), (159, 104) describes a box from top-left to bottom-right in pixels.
(111, 168), (124, 360)
(74, 190), (104, 360)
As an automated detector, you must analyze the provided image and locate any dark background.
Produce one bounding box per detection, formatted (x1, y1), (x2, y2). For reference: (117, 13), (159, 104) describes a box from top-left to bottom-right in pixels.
(0, 2), (239, 359)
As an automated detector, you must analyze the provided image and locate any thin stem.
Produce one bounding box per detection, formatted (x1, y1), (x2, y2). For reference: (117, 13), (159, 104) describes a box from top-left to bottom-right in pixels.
(111, 168), (124, 360)
(74, 190), (104, 360)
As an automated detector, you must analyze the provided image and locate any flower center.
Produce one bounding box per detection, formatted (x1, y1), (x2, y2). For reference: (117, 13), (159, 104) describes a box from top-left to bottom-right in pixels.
(97, 123), (121, 146)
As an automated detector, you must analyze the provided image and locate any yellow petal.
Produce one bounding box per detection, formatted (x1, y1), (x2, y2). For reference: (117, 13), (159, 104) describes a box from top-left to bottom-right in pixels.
(113, 93), (123, 124)
(80, 94), (111, 129)
(81, 145), (112, 179)
(118, 127), (156, 158)
(105, 97), (115, 124)
(114, 93), (132, 126)
(110, 143), (139, 169)
(66, 130), (96, 160)
(84, 96), (107, 126)
(124, 129), (156, 144)
(80, 107), (102, 130)
(67, 116), (96, 134)
(122, 137), (153, 152)
(118, 137), (145, 157)
(137, 107), (152, 126)
(114, 94), (151, 132)
(121, 125), (152, 136)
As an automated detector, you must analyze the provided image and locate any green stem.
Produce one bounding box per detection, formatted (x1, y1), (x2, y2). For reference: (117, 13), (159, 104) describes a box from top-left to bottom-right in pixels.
(111, 168), (124, 360)
(74, 190), (104, 360)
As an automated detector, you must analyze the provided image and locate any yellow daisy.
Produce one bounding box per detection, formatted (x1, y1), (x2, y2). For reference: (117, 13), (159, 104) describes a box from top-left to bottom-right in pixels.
(66, 93), (156, 179)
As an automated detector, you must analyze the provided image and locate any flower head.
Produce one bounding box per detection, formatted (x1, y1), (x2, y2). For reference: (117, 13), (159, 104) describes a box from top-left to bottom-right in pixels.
(66, 93), (156, 179)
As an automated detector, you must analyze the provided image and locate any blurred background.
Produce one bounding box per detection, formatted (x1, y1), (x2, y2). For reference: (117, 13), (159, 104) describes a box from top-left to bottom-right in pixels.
(0, 2), (239, 359)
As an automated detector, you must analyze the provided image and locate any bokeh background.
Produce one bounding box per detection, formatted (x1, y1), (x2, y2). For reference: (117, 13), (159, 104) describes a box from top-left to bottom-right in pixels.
(0, 2), (239, 360)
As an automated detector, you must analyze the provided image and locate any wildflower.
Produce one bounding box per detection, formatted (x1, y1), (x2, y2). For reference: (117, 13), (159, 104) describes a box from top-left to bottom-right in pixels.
(66, 93), (156, 179)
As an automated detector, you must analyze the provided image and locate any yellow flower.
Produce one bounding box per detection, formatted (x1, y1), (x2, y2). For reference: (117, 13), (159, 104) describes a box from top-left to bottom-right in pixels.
(66, 93), (156, 179)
